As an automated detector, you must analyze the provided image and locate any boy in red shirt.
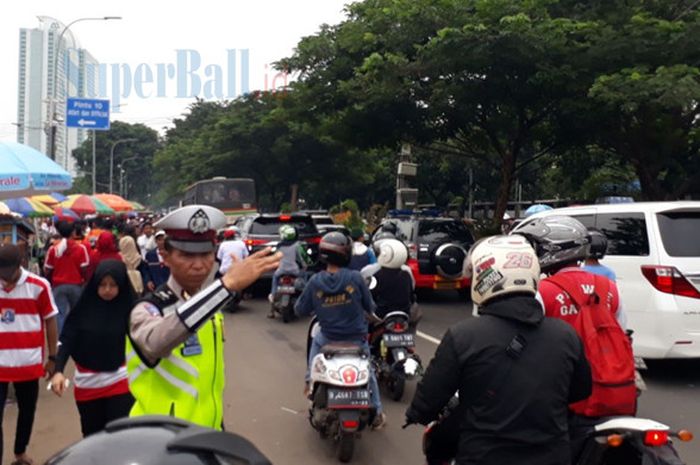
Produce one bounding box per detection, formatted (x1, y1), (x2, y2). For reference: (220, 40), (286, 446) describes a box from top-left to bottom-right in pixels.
(0, 244), (58, 465)
(44, 220), (90, 333)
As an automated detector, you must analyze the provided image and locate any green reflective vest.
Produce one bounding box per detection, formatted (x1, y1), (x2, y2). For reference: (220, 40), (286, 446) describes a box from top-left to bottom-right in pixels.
(126, 312), (225, 430)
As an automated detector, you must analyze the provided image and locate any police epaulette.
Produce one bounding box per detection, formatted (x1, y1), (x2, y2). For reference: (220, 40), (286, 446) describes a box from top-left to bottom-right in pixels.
(137, 284), (178, 309)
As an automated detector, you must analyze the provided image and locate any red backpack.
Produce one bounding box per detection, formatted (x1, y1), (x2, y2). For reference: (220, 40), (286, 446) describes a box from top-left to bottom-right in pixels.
(548, 273), (637, 417)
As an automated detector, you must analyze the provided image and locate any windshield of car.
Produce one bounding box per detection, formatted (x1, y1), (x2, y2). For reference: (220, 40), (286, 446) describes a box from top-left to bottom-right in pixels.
(657, 211), (700, 257)
(249, 217), (318, 236)
(417, 220), (473, 244)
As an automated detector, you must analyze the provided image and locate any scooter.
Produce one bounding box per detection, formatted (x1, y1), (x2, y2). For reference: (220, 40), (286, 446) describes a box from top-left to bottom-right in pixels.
(307, 319), (375, 463)
(419, 400), (692, 465)
(370, 311), (423, 401)
(271, 274), (305, 323)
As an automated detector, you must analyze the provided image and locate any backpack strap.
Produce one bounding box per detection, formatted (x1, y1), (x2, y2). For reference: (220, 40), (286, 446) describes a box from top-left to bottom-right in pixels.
(475, 331), (528, 404)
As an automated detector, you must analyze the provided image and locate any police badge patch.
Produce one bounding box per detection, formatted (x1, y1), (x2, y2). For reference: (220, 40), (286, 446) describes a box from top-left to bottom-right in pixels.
(188, 209), (211, 234)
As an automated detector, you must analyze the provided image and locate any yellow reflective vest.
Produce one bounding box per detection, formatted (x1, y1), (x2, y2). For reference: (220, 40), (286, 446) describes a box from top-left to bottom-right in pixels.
(126, 291), (225, 430)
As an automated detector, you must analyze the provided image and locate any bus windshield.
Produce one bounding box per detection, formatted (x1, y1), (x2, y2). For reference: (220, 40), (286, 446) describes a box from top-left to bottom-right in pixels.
(183, 178), (257, 216)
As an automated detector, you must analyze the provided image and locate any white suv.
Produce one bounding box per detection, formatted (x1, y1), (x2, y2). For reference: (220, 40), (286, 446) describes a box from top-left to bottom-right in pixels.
(513, 201), (700, 359)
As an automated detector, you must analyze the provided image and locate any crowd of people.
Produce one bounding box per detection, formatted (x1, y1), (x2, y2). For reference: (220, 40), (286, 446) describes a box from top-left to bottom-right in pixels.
(0, 205), (637, 465)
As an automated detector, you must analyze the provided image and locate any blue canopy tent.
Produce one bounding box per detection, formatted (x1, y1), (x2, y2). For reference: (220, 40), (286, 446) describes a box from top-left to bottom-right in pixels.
(0, 141), (72, 200)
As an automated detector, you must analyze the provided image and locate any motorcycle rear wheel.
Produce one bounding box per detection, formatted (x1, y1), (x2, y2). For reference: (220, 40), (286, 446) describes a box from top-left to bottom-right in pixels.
(388, 371), (406, 401)
(336, 433), (355, 463)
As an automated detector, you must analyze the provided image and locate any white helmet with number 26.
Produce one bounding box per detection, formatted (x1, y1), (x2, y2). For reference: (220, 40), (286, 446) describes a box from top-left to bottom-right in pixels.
(464, 234), (540, 306)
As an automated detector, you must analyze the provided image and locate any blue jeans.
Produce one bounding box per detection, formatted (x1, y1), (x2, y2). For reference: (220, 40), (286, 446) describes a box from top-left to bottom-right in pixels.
(307, 332), (382, 414)
(52, 284), (82, 334)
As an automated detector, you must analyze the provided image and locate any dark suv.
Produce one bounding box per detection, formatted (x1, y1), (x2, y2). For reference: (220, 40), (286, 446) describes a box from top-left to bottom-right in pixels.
(236, 213), (322, 277)
(372, 213), (474, 292)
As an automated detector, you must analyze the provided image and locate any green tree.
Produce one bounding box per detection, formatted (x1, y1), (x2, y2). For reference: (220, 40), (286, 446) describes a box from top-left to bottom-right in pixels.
(71, 121), (160, 202)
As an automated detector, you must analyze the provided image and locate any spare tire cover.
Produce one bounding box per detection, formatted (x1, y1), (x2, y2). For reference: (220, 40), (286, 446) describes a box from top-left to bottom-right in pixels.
(433, 243), (467, 279)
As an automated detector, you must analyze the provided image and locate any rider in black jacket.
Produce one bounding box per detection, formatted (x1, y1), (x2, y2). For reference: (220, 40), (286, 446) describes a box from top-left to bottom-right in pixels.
(406, 235), (592, 465)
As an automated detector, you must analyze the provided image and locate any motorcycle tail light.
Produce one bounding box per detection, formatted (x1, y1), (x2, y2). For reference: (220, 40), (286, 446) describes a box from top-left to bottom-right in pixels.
(644, 430), (669, 447)
(280, 276), (294, 285)
(677, 430), (694, 442)
(342, 420), (359, 429)
(391, 321), (408, 333)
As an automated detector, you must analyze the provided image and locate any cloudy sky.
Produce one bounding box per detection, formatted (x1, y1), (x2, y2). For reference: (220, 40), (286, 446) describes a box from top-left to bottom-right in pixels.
(0, 0), (349, 140)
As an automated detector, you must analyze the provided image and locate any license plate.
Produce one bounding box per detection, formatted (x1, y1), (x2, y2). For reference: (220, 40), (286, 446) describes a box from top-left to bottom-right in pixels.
(433, 279), (459, 289)
(383, 333), (415, 348)
(327, 388), (370, 407)
(277, 286), (295, 293)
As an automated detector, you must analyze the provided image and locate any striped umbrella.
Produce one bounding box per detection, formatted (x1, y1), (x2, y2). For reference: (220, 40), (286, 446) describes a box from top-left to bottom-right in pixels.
(94, 193), (134, 212)
(53, 206), (81, 222)
(60, 194), (115, 215)
(2, 197), (54, 218)
(129, 200), (147, 211)
(31, 192), (68, 206)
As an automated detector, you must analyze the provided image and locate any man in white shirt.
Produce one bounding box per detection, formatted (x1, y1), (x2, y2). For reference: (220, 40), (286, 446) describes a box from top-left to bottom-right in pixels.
(216, 227), (249, 275)
(137, 222), (156, 259)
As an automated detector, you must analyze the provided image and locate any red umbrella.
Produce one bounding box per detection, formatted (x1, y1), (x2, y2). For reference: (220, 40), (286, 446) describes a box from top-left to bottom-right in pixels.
(53, 207), (80, 222)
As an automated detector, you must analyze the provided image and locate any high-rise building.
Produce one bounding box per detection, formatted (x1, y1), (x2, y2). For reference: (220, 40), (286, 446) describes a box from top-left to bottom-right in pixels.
(16, 16), (100, 176)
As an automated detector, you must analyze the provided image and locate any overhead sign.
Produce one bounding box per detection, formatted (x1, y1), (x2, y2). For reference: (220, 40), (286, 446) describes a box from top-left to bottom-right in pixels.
(66, 98), (110, 130)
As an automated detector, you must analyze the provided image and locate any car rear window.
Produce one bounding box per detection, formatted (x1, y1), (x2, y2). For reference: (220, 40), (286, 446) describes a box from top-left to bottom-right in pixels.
(595, 212), (649, 256)
(417, 221), (474, 244)
(313, 217), (335, 225)
(656, 211), (700, 257)
(249, 217), (318, 235)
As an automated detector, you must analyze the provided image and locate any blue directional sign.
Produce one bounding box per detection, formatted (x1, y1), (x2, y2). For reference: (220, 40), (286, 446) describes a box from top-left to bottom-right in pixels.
(65, 98), (111, 130)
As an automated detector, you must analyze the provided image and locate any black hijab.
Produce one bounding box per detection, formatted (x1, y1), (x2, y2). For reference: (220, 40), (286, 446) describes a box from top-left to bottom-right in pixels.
(58, 259), (137, 372)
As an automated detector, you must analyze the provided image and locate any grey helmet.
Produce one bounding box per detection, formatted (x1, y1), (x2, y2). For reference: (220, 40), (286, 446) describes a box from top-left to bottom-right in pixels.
(587, 228), (608, 260)
(43, 416), (272, 465)
(513, 215), (590, 274)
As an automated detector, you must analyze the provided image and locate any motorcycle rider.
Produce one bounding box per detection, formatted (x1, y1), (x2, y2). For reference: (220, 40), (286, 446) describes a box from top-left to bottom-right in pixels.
(582, 228), (617, 282)
(295, 231), (387, 429)
(348, 227), (376, 271)
(516, 216), (635, 458)
(268, 224), (312, 317)
(361, 238), (417, 321)
(405, 235), (592, 465)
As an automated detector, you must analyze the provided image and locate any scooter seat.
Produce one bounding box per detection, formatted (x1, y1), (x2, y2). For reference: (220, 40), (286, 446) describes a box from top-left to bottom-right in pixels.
(321, 344), (366, 357)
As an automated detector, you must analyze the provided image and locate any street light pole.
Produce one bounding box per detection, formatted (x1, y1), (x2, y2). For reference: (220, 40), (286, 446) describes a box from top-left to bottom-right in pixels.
(119, 155), (139, 198)
(109, 138), (137, 194)
(46, 16), (122, 162)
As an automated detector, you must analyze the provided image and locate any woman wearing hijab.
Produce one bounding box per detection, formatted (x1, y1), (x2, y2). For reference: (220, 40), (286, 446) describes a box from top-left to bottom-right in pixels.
(117, 225), (145, 295)
(49, 260), (136, 437)
(87, 231), (122, 281)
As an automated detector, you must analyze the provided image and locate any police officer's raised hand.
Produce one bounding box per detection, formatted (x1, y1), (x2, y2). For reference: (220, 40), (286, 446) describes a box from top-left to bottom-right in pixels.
(221, 247), (282, 292)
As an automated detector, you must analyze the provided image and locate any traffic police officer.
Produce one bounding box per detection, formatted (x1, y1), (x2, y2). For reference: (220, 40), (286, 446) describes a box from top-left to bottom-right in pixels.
(126, 205), (280, 429)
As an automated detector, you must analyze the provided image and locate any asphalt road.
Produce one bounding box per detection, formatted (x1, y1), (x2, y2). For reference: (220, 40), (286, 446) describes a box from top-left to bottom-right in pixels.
(3, 293), (699, 464)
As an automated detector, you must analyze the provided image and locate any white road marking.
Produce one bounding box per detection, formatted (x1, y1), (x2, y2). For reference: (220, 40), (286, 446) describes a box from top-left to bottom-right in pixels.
(416, 330), (441, 345)
(281, 406), (300, 415)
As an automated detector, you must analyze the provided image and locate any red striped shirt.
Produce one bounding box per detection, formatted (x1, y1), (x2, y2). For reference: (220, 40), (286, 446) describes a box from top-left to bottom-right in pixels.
(0, 270), (58, 382)
(73, 363), (130, 402)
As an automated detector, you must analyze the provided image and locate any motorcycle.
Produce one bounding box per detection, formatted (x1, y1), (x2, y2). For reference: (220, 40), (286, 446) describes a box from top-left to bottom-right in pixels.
(370, 311), (423, 401)
(271, 274), (305, 323)
(307, 319), (375, 463)
(420, 399), (692, 465)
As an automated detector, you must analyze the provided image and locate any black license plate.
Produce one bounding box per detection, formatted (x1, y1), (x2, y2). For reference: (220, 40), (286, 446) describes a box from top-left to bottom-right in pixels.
(383, 333), (415, 348)
(327, 388), (370, 407)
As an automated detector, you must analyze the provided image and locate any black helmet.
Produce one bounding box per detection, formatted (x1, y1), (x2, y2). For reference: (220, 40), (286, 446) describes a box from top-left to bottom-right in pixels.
(588, 228), (608, 260)
(43, 415), (272, 465)
(512, 215), (590, 274)
(318, 231), (352, 267)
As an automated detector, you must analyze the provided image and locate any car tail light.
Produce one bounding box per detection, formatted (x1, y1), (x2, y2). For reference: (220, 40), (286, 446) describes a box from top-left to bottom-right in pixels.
(408, 243), (417, 259)
(644, 430), (669, 447)
(245, 239), (267, 247)
(342, 420), (359, 429)
(341, 367), (358, 384)
(307, 236), (321, 245)
(641, 266), (700, 299)
(279, 215), (291, 221)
